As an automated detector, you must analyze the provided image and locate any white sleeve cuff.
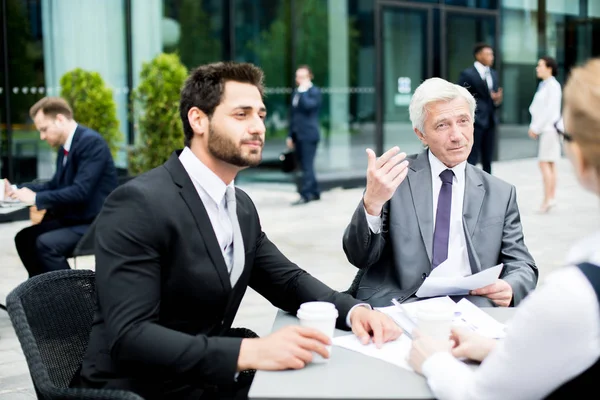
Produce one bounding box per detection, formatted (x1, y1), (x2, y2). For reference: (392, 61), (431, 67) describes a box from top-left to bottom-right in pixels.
(422, 352), (475, 400)
(346, 303), (372, 328)
(364, 207), (382, 234)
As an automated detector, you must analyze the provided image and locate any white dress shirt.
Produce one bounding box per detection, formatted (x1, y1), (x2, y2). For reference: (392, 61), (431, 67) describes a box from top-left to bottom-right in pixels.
(179, 147), (236, 272)
(293, 82), (313, 106)
(62, 123), (77, 166)
(366, 151), (471, 276)
(421, 229), (600, 400)
(529, 76), (562, 134)
(474, 61), (493, 91)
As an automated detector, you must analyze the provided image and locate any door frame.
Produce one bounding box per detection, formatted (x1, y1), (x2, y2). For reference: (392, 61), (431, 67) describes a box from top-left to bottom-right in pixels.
(374, 0), (435, 156)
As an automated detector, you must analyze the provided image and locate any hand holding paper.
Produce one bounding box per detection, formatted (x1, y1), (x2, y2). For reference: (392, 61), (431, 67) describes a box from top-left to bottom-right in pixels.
(416, 263), (504, 298)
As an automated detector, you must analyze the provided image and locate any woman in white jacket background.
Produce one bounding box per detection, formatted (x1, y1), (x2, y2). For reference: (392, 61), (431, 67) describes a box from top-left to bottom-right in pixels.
(528, 56), (563, 213)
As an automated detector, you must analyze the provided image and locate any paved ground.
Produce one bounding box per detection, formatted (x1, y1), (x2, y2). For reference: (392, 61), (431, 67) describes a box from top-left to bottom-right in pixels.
(1, 157), (598, 398)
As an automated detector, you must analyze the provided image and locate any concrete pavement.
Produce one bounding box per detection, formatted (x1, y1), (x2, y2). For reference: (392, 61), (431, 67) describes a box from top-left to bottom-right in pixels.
(1, 156), (598, 398)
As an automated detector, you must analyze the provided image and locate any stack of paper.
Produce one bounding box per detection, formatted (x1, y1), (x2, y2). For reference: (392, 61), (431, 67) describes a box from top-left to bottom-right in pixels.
(332, 297), (506, 371)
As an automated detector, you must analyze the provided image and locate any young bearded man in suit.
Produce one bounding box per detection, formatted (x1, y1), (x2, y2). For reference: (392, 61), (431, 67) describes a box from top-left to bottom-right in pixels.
(287, 65), (322, 205)
(75, 62), (401, 400)
(458, 42), (503, 174)
(342, 77), (537, 308)
(3, 97), (117, 277)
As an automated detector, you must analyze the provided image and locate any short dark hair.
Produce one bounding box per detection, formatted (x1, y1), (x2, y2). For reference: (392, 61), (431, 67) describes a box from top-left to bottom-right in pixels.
(296, 64), (313, 79)
(473, 42), (493, 57)
(179, 62), (265, 147)
(29, 96), (73, 120)
(540, 56), (558, 76)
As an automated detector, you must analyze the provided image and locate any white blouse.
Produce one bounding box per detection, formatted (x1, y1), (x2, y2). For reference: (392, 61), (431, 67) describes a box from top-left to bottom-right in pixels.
(420, 230), (600, 400)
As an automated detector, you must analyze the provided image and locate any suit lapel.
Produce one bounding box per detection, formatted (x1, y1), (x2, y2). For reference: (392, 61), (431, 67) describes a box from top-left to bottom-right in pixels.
(57, 126), (84, 183)
(164, 151), (232, 291)
(407, 150), (434, 261)
(471, 66), (491, 99)
(463, 165), (485, 238)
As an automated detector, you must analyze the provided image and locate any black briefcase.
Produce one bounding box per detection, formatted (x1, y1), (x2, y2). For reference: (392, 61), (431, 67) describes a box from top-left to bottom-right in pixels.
(279, 149), (297, 173)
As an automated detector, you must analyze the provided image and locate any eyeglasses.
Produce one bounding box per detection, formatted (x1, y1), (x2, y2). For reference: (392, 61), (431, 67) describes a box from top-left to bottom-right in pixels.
(554, 121), (573, 142)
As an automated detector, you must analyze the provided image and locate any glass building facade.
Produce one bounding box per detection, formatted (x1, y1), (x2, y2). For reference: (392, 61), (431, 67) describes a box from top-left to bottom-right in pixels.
(1, 0), (599, 184)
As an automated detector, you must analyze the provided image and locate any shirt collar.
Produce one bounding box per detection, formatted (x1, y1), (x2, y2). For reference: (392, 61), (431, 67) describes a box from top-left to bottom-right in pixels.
(179, 146), (234, 206)
(63, 123), (78, 152)
(428, 150), (466, 184)
(474, 61), (488, 76)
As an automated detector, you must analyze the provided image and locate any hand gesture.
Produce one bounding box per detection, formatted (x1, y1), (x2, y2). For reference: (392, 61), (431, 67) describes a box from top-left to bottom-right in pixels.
(491, 87), (503, 105)
(349, 306), (403, 348)
(286, 137), (294, 150)
(237, 325), (331, 371)
(408, 329), (453, 375)
(528, 129), (538, 139)
(449, 326), (496, 362)
(363, 147), (409, 216)
(470, 279), (513, 307)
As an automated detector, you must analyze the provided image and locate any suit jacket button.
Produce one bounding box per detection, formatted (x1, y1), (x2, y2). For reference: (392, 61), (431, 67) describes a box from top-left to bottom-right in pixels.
(421, 273), (427, 280)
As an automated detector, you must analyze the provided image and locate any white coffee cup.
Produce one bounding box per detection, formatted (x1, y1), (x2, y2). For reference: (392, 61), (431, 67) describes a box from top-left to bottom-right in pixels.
(296, 301), (338, 363)
(415, 301), (455, 340)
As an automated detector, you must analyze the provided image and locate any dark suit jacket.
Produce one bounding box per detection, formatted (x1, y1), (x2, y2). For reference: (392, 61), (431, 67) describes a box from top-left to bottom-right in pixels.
(458, 65), (499, 131)
(20, 124), (118, 233)
(78, 150), (361, 399)
(289, 85), (322, 143)
(342, 150), (538, 308)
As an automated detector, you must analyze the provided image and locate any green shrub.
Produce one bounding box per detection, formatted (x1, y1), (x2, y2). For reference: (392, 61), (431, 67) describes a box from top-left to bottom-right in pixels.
(129, 53), (188, 175)
(60, 68), (123, 159)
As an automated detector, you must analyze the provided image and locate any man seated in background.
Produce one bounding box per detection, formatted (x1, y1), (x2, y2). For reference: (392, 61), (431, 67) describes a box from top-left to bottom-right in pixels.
(3, 97), (118, 277)
(342, 77), (537, 308)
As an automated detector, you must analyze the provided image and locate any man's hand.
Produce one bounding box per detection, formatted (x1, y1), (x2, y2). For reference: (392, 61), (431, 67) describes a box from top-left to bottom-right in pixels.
(9, 187), (36, 206)
(449, 326), (497, 362)
(3, 178), (14, 199)
(470, 279), (513, 307)
(363, 147), (409, 216)
(237, 325), (330, 371)
(349, 306), (402, 348)
(491, 87), (503, 105)
(286, 137), (294, 150)
(528, 129), (539, 139)
(408, 328), (453, 375)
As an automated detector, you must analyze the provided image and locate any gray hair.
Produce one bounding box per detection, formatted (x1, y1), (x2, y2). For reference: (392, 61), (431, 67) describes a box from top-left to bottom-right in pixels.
(408, 77), (476, 133)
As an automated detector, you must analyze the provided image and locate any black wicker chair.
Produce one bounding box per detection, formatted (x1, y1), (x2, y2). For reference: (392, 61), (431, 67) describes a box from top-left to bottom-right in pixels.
(6, 269), (144, 399)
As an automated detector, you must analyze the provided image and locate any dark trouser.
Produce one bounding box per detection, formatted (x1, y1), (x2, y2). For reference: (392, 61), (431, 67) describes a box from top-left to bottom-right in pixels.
(467, 124), (496, 174)
(295, 139), (320, 200)
(15, 217), (85, 278)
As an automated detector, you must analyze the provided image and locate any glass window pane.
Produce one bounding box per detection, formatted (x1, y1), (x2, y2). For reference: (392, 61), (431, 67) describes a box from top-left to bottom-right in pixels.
(445, 0), (498, 10)
(235, 0), (291, 172)
(6, 0), (47, 183)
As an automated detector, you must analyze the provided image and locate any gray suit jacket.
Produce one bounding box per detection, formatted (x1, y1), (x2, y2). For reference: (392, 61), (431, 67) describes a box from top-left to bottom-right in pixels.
(342, 150), (537, 307)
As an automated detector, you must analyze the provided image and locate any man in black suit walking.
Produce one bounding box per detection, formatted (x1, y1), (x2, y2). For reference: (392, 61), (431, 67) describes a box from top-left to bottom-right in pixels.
(287, 65), (322, 205)
(458, 43), (503, 174)
(76, 62), (401, 400)
(4, 97), (117, 277)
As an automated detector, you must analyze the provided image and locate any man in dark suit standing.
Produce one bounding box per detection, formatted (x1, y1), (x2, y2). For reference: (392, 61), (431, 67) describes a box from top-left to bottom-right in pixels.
(4, 97), (117, 277)
(287, 65), (322, 205)
(76, 62), (401, 400)
(458, 43), (503, 174)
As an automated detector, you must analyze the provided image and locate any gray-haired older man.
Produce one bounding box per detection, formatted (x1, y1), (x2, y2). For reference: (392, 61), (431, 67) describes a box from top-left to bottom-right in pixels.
(342, 77), (537, 308)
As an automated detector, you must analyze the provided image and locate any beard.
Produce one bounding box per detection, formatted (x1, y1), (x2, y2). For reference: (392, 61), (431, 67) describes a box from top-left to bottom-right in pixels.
(207, 121), (263, 168)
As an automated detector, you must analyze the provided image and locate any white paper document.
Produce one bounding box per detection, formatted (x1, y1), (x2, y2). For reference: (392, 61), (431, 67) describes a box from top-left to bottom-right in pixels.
(332, 333), (414, 371)
(334, 297), (507, 371)
(415, 263), (504, 298)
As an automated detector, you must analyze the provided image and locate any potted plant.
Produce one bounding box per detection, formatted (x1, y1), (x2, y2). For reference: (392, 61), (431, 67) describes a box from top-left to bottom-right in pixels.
(129, 53), (188, 175)
(60, 68), (123, 159)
